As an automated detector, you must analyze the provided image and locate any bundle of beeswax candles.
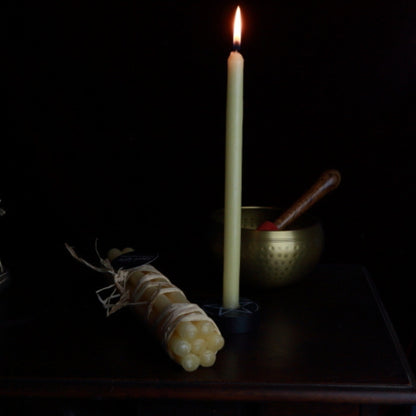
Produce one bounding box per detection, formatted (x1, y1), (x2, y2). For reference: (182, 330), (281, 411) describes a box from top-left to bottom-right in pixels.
(65, 244), (224, 371)
(105, 247), (225, 372)
(65, 243), (224, 371)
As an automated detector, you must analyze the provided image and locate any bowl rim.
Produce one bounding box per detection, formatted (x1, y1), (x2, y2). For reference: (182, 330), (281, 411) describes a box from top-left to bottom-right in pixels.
(213, 206), (322, 233)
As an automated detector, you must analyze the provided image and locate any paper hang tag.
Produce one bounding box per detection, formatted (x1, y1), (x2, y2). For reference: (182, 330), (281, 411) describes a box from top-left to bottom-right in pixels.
(111, 251), (159, 270)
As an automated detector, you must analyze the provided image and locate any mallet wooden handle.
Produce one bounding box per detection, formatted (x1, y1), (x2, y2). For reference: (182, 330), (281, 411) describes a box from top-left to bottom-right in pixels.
(258, 169), (341, 231)
(274, 169), (341, 230)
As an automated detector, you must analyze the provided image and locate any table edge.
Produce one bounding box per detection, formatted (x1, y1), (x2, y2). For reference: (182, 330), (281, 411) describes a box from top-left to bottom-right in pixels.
(1, 377), (416, 404)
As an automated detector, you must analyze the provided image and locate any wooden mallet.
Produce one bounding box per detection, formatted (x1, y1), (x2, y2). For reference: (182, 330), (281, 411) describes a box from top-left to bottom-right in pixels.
(257, 169), (341, 231)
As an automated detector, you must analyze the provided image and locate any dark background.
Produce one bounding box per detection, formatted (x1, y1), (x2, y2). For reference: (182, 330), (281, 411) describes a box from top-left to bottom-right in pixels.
(5, 0), (415, 349)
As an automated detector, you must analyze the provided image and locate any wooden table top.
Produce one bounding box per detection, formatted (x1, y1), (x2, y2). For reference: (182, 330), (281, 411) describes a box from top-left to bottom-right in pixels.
(0, 263), (415, 404)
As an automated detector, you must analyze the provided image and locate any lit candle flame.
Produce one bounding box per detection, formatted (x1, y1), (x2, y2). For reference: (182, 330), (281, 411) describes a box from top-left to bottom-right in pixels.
(233, 6), (242, 49)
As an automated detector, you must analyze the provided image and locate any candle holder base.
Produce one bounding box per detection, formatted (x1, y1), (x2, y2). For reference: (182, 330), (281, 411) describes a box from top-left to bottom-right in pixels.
(202, 298), (260, 335)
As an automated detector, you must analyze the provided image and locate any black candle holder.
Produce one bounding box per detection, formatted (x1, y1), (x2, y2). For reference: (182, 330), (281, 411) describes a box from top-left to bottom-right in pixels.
(202, 298), (260, 335)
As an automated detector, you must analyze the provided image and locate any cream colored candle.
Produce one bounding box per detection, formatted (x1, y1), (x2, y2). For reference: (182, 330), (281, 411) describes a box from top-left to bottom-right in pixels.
(223, 6), (244, 309)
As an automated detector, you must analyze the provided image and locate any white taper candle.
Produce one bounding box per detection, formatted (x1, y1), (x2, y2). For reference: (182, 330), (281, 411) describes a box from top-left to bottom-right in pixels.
(223, 6), (244, 309)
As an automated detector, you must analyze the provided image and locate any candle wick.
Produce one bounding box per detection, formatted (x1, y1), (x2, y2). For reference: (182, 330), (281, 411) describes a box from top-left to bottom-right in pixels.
(232, 42), (241, 52)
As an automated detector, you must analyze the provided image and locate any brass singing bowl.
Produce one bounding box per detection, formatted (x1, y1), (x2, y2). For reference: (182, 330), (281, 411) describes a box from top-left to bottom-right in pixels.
(212, 206), (324, 288)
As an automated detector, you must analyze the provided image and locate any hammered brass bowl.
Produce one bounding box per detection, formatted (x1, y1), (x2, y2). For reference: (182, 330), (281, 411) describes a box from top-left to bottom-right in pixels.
(212, 206), (324, 288)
